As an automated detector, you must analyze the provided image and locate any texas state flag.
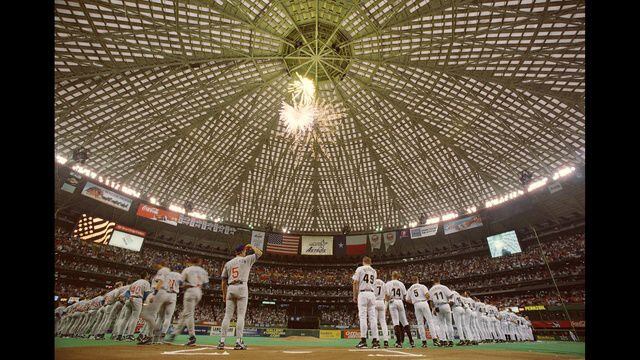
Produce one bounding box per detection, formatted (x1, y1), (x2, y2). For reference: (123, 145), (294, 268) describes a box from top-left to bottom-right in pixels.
(346, 235), (367, 255)
(333, 235), (347, 256)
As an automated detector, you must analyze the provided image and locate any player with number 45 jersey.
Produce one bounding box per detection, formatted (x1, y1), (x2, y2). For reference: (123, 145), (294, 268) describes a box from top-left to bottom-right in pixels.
(352, 256), (380, 349)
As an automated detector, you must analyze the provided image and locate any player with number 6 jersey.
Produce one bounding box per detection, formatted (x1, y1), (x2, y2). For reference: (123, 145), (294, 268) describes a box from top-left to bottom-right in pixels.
(218, 243), (263, 350)
(352, 256), (380, 349)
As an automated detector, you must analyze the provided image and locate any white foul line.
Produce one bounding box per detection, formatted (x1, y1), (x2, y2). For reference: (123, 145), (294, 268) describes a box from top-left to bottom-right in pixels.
(162, 348), (230, 356)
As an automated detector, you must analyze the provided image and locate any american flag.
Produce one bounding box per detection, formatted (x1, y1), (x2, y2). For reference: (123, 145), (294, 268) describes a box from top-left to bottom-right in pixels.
(73, 214), (116, 245)
(266, 233), (300, 255)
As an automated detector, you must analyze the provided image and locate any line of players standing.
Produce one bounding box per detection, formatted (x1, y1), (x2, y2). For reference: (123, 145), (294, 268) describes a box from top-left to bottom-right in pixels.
(353, 256), (535, 349)
(55, 257), (210, 346)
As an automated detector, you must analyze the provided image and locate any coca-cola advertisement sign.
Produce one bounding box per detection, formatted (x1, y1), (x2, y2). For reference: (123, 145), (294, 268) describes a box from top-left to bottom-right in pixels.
(136, 204), (179, 226)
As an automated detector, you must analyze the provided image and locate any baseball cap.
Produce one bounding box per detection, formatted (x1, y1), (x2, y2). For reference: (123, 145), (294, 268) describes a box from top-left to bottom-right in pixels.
(235, 244), (247, 254)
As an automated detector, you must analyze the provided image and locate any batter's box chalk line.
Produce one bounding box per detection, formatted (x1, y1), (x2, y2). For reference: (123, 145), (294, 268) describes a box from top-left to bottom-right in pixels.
(282, 350), (313, 354)
(162, 348), (230, 356)
(348, 349), (425, 357)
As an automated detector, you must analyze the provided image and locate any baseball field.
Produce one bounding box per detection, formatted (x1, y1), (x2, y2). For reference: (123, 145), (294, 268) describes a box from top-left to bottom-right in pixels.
(55, 336), (585, 360)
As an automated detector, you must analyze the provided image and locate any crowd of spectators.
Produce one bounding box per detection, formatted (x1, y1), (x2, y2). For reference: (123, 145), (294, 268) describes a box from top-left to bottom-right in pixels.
(55, 229), (585, 311)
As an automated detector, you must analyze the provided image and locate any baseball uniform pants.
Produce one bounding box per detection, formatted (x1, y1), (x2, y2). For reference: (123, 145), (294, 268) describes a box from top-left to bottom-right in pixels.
(436, 303), (454, 341)
(160, 293), (178, 335)
(413, 301), (436, 341)
(452, 306), (467, 341)
(463, 308), (476, 341)
(101, 301), (123, 336)
(173, 287), (202, 337)
(374, 300), (390, 341)
(140, 289), (172, 338)
(357, 291), (378, 340)
(388, 299), (409, 326)
(221, 284), (248, 342)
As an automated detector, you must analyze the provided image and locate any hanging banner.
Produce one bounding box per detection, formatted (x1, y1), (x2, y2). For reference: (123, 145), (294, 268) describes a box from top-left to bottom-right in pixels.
(301, 236), (333, 255)
(443, 215), (483, 235)
(136, 203), (179, 226)
(82, 182), (132, 211)
(177, 214), (237, 235)
(383, 231), (396, 248)
(410, 224), (438, 239)
(251, 231), (266, 250)
(399, 229), (410, 239)
(369, 233), (382, 249)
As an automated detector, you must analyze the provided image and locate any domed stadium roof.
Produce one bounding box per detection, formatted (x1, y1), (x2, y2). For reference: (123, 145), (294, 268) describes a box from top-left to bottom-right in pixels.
(54, 0), (585, 234)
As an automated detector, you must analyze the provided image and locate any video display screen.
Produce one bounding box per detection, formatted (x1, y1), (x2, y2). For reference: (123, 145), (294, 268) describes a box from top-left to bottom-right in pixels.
(487, 230), (522, 258)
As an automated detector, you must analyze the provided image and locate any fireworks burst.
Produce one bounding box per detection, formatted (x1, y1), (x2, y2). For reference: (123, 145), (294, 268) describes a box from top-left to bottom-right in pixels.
(279, 74), (345, 160)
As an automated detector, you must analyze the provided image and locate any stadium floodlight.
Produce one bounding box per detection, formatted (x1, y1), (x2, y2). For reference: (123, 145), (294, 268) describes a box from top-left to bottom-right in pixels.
(55, 155), (68, 164)
(169, 204), (186, 214)
(426, 216), (440, 225)
(485, 190), (525, 208)
(527, 178), (548, 192)
(188, 211), (207, 220)
(408, 221), (418, 227)
(149, 197), (158, 205)
(465, 206), (477, 214)
(441, 212), (458, 221)
(552, 166), (576, 180)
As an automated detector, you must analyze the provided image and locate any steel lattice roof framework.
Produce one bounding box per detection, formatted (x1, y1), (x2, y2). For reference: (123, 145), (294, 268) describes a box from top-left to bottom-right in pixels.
(54, 0), (585, 233)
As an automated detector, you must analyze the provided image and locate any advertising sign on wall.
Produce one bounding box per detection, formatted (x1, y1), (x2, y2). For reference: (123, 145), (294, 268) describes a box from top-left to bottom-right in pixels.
(136, 203), (179, 226)
(301, 236), (333, 255)
(82, 182), (132, 211)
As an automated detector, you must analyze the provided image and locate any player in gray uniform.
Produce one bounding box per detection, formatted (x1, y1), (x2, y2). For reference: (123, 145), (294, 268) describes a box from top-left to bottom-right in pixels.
(217, 244), (263, 350)
(428, 279), (454, 347)
(406, 276), (435, 348)
(58, 301), (79, 337)
(93, 281), (125, 339)
(157, 270), (181, 342)
(166, 258), (209, 346)
(138, 263), (173, 345)
(79, 294), (104, 337)
(55, 304), (67, 335)
(373, 277), (390, 348)
(385, 271), (414, 348)
(116, 273), (151, 341)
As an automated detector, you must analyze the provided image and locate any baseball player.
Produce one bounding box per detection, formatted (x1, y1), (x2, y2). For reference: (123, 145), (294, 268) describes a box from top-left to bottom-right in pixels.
(406, 276), (435, 348)
(138, 262), (172, 345)
(80, 293), (105, 337)
(166, 257), (209, 346)
(385, 271), (414, 348)
(153, 270), (182, 343)
(450, 290), (469, 345)
(428, 278), (454, 347)
(373, 277), (390, 348)
(217, 244), (263, 350)
(351, 256), (380, 349)
(55, 304), (67, 335)
(117, 272), (151, 341)
(92, 281), (126, 340)
(461, 291), (479, 345)
(57, 301), (79, 337)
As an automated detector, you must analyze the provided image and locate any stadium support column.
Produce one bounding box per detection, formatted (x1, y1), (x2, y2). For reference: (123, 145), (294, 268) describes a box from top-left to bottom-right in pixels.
(530, 225), (578, 340)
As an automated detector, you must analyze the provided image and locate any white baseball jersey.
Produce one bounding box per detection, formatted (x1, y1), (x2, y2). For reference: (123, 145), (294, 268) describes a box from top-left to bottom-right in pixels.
(221, 253), (260, 284)
(165, 271), (182, 293)
(129, 279), (151, 298)
(182, 265), (209, 287)
(374, 279), (386, 301)
(461, 296), (474, 309)
(352, 265), (377, 291)
(385, 279), (407, 301)
(451, 291), (465, 308)
(428, 284), (453, 306)
(152, 267), (171, 289)
(406, 283), (429, 303)
(55, 306), (66, 317)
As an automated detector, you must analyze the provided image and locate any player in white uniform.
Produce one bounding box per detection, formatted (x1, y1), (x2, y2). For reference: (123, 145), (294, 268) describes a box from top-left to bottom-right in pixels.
(450, 290), (470, 345)
(385, 271), (414, 348)
(461, 291), (479, 345)
(138, 263), (173, 345)
(55, 304), (67, 335)
(373, 277), (390, 348)
(428, 279), (454, 347)
(406, 276), (435, 348)
(217, 244), (263, 350)
(117, 273), (152, 341)
(166, 258), (209, 346)
(352, 256), (380, 349)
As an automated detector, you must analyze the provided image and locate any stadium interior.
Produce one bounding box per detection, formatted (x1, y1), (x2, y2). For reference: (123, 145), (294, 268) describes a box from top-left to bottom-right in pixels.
(53, 0), (586, 359)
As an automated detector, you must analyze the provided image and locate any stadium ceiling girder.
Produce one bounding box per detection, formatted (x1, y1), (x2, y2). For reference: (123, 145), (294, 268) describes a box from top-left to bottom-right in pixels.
(54, 0), (585, 233)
